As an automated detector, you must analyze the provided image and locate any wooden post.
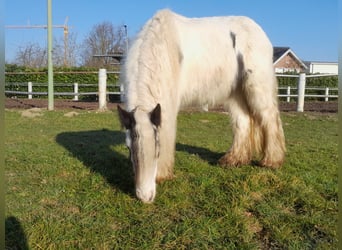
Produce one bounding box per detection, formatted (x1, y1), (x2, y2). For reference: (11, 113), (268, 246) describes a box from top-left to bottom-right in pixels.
(73, 83), (78, 101)
(28, 82), (32, 99)
(287, 86), (291, 103)
(98, 69), (107, 110)
(297, 73), (306, 112)
(120, 82), (125, 103)
(325, 87), (329, 102)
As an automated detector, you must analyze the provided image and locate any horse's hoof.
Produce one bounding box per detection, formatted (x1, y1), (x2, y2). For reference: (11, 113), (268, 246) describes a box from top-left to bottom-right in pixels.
(218, 154), (250, 168)
(259, 158), (283, 169)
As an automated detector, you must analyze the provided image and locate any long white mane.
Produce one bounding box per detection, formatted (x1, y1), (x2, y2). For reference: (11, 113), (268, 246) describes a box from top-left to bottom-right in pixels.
(123, 10), (180, 112)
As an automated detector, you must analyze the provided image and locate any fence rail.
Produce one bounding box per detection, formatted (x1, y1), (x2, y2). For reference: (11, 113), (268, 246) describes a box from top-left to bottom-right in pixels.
(5, 82), (121, 100)
(278, 86), (338, 102)
(5, 84), (338, 100)
(4, 70), (338, 112)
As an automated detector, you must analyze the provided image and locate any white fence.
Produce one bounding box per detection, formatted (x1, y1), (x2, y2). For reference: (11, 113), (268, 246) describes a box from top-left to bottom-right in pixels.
(278, 86), (338, 102)
(5, 69), (123, 110)
(276, 73), (338, 112)
(5, 70), (338, 111)
(5, 82), (108, 99)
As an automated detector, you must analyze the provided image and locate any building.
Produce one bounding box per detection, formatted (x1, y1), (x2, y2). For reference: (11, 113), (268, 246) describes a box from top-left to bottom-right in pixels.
(304, 61), (338, 74)
(273, 47), (307, 73)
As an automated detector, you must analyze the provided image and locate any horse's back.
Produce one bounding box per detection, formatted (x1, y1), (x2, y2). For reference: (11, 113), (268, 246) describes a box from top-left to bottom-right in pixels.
(173, 13), (273, 107)
(124, 9), (275, 109)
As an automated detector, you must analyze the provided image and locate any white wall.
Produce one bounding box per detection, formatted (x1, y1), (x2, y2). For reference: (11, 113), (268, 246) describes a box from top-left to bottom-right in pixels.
(308, 62), (338, 74)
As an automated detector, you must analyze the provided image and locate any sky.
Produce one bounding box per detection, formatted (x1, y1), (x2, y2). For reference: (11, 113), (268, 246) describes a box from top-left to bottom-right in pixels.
(5, 0), (338, 63)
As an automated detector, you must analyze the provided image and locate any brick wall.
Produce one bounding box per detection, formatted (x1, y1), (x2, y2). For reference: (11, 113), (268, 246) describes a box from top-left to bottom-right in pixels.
(274, 54), (304, 73)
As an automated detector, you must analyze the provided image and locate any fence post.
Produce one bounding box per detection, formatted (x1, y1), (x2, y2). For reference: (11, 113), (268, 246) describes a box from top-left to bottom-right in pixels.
(325, 87), (329, 102)
(120, 82), (125, 103)
(98, 69), (107, 110)
(73, 83), (79, 101)
(28, 82), (32, 99)
(297, 73), (306, 112)
(287, 86), (291, 103)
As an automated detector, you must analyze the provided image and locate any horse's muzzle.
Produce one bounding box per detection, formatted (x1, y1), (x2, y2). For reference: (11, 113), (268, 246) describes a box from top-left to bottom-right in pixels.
(136, 187), (156, 203)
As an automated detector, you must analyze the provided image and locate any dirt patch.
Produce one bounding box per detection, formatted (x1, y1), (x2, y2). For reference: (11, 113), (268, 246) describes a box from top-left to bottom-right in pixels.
(64, 111), (80, 117)
(278, 101), (338, 113)
(5, 98), (338, 113)
(21, 108), (43, 118)
(6, 98), (119, 110)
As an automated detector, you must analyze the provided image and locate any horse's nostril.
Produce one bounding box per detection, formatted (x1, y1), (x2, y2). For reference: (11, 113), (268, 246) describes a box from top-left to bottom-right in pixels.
(136, 189), (155, 203)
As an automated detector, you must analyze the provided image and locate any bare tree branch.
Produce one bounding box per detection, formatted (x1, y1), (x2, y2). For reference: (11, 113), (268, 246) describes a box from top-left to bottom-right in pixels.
(81, 21), (125, 68)
(53, 32), (80, 67)
(15, 42), (47, 68)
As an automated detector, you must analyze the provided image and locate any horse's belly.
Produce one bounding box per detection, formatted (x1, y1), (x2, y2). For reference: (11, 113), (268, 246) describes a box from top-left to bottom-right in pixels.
(179, 55), (237, 108)
(179, 66), (235, 108)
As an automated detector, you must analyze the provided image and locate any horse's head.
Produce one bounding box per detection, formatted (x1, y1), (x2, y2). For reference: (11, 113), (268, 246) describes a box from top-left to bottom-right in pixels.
(118, 104), (161, 203)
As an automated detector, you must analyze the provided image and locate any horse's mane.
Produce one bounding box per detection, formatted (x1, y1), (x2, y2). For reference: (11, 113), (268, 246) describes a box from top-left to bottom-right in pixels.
(123, 9), (182, 111)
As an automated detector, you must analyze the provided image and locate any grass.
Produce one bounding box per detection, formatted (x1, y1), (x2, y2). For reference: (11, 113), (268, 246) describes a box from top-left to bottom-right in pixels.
(5, 108), (338, 249)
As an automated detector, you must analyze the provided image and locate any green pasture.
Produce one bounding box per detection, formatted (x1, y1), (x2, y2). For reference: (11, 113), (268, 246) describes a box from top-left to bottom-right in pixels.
(5, 108), (337, 249)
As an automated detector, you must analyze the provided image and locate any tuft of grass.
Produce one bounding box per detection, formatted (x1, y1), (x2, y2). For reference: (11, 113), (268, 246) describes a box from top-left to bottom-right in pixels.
(5, 109), (337, 249)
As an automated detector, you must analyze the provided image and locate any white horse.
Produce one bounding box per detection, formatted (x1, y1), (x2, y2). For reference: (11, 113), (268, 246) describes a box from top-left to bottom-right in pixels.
(118, 9), (285, 203)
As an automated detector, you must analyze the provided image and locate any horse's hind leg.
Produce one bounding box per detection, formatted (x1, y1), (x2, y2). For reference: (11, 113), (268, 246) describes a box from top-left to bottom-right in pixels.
(255, 105), (285, 168)
(219, 95), (253, 167)
(245, 73), (286, 168)
(258, 109), (285, 168)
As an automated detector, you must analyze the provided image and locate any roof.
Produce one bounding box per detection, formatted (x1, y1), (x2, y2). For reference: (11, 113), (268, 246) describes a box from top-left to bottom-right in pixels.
(304, 61), (338, 65)
(273, 47), (290, 62)
(273, 47), (308, 69)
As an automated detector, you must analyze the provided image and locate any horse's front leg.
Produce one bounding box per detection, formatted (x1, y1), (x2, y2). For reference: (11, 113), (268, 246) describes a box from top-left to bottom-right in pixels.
(156, 118), (177, 183)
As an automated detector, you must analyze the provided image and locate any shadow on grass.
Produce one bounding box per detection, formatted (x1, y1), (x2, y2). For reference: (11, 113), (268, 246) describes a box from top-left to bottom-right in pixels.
(56, 129), (227, 197)
(177, 144), (264, 168)
(6, 216), (29, 250)
(56, 129), (135, 196)
(176, 143), (223, 166)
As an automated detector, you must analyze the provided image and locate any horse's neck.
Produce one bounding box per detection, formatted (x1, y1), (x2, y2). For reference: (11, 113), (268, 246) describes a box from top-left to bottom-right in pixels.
(125, 10), (182, 113)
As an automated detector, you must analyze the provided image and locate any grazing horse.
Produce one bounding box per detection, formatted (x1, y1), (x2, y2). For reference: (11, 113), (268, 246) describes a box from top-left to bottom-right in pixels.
(118, 9), (286, 203)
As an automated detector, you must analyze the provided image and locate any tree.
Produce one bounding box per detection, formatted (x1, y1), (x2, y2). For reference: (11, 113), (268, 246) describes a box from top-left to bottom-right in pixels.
(14, 32), (81, 68)
(15, 42), (47, 68)
(81, 21), (126, 68)
(53, 31), (80, 67)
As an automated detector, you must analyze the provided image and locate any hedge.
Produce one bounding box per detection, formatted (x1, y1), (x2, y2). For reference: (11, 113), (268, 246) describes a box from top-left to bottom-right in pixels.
(277, 74), (337, 88)
(5, 64), (119, 84)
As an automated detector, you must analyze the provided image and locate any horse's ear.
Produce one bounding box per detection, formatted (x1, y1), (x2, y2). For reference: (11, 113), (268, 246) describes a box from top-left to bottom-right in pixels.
(117, 105), (134, 129)
(150, 104), (161, 127)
